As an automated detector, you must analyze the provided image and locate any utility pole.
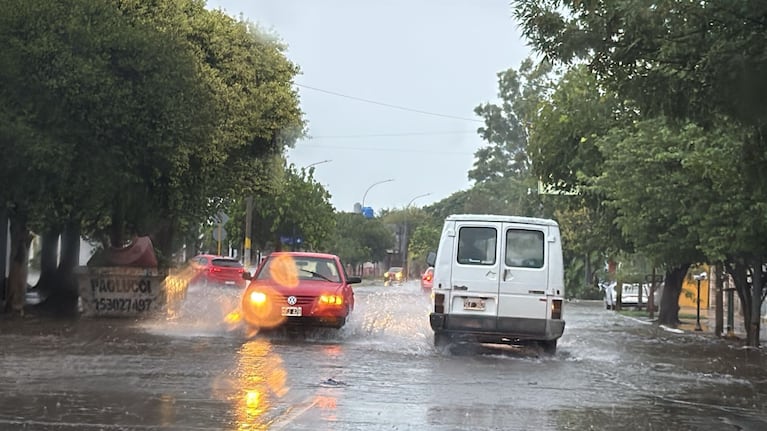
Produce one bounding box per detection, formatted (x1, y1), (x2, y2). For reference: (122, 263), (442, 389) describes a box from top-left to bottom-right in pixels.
(715, 264), (724, 337)
(244, 197), (253, 268)
(0, 209), (8, 310)
(694, 272), (707, 331)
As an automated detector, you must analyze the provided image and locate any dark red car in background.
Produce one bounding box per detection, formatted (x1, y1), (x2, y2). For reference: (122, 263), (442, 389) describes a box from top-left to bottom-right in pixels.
(240, 251), (361, 329)
(188, 254), (247, 289)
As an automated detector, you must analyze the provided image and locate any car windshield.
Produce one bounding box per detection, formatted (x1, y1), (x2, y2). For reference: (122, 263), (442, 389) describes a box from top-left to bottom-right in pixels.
(387, 267), (402, 273)
(256, 256), (340, 283)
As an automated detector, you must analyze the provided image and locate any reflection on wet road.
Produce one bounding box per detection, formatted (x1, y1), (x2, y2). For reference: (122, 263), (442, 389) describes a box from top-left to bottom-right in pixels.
(1, 281), (766, 430)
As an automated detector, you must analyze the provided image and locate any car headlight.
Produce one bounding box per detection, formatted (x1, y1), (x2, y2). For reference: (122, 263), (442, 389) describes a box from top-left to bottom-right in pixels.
(249, 291), (267, 305)
(319, 294), (343, 305)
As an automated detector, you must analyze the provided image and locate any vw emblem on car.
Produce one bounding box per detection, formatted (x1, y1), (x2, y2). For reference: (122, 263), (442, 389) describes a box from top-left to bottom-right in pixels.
(287, 296), (297, 305)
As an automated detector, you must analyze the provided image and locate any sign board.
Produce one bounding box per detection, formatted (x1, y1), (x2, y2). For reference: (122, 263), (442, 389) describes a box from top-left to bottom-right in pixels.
(77, 267), (169, 317)
(213, 211), (229, 225)
(213, 226), (227, 242)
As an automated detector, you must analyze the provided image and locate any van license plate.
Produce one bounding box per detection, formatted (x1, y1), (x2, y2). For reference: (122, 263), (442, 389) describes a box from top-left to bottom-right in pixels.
(281, 306), (302, 317)
(463, 298), (485, 311)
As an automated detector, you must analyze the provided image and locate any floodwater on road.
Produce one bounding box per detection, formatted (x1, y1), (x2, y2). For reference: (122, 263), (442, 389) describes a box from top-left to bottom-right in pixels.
(1, 281), (766, 430)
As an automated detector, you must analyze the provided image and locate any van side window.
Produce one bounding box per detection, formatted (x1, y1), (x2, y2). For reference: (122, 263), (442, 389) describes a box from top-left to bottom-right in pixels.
(505, 229), (544, 268)
(457, 227), (496, 265)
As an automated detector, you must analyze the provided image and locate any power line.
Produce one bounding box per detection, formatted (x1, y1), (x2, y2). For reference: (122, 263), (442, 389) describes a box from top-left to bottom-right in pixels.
(304, 130), (478, 139)
(293, 143), (475, 155)
(295, 83), (484, 123)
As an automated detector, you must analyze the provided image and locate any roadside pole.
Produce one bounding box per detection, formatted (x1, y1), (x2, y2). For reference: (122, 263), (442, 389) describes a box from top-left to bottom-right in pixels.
(0, 210), (7, 310)
(715, 264), (724, 337)
(244, 197), (253, 268)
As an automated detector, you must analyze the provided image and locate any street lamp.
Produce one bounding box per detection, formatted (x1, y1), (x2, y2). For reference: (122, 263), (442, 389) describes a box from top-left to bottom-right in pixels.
(361, 178), (394, 209)
(693, 272), (707, 331)
(306, 159), (332, 169)
(403, 192), (431, 279)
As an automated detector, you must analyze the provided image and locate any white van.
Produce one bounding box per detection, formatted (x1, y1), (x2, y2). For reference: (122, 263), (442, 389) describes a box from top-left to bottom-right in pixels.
(427, 214), (566, 353)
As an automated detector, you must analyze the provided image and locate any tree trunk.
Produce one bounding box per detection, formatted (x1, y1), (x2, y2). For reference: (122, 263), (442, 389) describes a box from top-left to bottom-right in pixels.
(57, 221), (81, 291)
(747, 257), (762, 347)
(110, 203), (124, 248)
(0, 210), (9, 311)
(5, 215), (31, 315)
(151, 217), (175, 268)
(729, 259), (753, 343)
(35, 222), (81, 315)
(658, 264), (690, 326)
(714, 263), (724, 337)
(35, 228), (61, 298)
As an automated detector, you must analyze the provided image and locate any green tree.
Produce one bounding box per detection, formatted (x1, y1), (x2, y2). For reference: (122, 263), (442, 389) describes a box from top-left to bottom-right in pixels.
(0, 0), (305, 314)
(0, 0), (216, 310)
(513, 0), (767, 343)
(247, 160), (334, 253)
(326, 213), (395, 274)
(472, 59), (553, 183)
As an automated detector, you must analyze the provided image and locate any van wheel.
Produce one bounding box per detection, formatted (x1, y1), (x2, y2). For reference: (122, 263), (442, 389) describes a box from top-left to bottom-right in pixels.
(540, 339), (557, 355)
(434, 332), (450, 348)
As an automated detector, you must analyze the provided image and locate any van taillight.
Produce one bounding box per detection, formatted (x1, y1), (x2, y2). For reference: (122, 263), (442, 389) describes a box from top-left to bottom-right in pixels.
(434, 293), (445, 314)
(551, 300), (562, 320)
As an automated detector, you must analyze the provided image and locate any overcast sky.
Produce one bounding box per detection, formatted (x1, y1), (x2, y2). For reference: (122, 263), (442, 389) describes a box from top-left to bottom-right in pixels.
(207, 0), (531, 213)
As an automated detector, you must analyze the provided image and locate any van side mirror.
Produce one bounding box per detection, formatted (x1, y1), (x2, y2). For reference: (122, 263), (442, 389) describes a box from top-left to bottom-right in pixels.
(242, 271), (252, 281)
(426, 251), (437, 267)
(347, 276), (362, 284)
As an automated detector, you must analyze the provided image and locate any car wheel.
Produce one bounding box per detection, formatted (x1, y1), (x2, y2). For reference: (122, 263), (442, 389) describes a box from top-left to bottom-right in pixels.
(434, 332), (451, 348)
(540, 339), (557, 355)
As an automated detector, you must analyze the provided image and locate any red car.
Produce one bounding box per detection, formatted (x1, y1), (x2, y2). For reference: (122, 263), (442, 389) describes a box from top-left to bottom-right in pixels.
(241, 252), (361, 329)
(420, 267), (434, 292)
(188, 254), (247, 289)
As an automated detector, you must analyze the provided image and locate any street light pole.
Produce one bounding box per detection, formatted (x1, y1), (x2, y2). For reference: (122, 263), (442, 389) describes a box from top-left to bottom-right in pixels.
(403, 192), (431, 279)
(305, 159), (332, 169)
(361, 178), (394, 209)
(694, 272), (707, 331)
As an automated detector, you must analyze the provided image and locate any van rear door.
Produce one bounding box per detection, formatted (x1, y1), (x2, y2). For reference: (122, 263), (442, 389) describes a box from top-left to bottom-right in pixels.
(497, 223), (549, 321)
(448, 221), (502, 316)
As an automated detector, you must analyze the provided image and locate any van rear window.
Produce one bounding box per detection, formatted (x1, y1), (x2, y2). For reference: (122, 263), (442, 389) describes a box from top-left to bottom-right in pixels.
(505, 229), (544, 268)
(457, 227), (497, 265)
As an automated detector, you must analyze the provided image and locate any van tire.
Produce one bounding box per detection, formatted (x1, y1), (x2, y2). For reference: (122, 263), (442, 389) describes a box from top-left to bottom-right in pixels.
(541, 339), (557, 355)
(434, 332), (450, 348)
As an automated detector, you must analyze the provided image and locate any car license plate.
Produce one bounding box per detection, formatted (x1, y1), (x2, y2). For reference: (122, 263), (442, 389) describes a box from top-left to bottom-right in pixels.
(224, 281), (235, 285)
(281, 306), (302, 317)
(463, 298), (485, 311)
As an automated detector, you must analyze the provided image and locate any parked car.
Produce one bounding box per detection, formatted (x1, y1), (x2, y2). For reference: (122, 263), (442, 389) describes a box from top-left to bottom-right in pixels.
(384, 266), (404, 286)
(620, 283), (657, 309)
(421, 267), (434, 292)
(188, 254), (247, 289)
(240, 252), (361, 329)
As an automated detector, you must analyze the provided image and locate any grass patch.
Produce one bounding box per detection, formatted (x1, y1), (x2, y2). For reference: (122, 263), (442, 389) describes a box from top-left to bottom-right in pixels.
(618, 310), (700, 320)
(617, 310), (651, 318)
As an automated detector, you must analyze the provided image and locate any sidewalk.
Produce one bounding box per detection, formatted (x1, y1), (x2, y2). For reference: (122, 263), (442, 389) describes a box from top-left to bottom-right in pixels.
(677, 306), (767, 342)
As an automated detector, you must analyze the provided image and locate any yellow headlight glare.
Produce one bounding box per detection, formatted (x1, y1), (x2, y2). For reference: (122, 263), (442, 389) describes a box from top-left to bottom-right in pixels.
(249, 291), (267, 305)
(319, 294), (343, 305)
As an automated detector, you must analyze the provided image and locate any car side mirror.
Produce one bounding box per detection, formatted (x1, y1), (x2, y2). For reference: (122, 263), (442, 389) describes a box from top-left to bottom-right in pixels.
(347, 276), (362, 284)
(426, 251), (437, 267)
(242, 271), (252, 281)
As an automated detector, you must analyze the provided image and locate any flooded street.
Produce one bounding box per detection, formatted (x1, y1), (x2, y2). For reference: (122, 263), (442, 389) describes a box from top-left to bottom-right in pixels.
(2, 282), (766, 430)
